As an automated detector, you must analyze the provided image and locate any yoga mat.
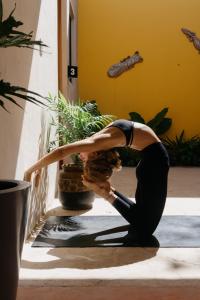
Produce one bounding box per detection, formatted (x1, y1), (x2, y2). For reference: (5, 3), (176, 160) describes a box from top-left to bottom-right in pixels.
(32, 215), (200, 248)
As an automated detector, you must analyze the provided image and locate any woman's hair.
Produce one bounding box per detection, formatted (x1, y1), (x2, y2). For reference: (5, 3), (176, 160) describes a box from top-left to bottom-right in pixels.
(83, 149), (121, 182)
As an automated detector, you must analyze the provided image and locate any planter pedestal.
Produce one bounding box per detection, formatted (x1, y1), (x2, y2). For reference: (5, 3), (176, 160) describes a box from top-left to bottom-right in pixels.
(0, 180), (31, 300)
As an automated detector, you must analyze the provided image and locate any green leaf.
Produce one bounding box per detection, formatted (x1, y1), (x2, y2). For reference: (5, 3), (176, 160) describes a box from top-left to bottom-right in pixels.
(81, 100), (101, 116)
(163, 130), (200, 166)
(176, 130), (185, 144)
(0, 80), (46, 111)
(0, 3), (47, 49)
(155, 118), (172, 135)
(147, 107), (168, 129)
(47, 94), (116, 146)
(129, 112), (145, 123)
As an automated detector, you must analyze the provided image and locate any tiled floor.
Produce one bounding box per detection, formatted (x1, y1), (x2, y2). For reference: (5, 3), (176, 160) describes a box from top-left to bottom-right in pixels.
(17, 167), (200, 300)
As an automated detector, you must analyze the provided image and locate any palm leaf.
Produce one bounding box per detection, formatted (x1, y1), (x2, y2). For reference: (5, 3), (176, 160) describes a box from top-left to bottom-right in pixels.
(147, 107), (168, 129)
(155, 118), (172, 135)
(0, 80), (46, 111)
(0, 2), (47, 49)
(47, 94), (115, 147)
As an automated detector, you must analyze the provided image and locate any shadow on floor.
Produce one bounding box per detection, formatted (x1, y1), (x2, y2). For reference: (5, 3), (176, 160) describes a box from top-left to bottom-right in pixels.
(22, 225), (159, 270)
(21, 246), (158, 269)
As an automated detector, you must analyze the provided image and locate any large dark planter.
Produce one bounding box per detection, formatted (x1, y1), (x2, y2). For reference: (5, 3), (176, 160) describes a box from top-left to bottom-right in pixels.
(58, 164), (94, 210)
(0, 180), (31, 300)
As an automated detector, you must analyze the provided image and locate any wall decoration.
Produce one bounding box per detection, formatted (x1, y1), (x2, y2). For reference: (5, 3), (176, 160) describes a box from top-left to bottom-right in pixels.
(181, 28), (200, 52)
(107, 51), (143, 78)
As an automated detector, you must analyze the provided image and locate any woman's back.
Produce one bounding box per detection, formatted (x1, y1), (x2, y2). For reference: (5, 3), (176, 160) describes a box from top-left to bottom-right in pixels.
(103, 119), (160, 151)
(133, 122), (160, 151)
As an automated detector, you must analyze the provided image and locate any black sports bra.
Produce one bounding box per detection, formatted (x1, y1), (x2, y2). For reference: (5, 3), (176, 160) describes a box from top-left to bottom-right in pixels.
(107, 119), (134, 146)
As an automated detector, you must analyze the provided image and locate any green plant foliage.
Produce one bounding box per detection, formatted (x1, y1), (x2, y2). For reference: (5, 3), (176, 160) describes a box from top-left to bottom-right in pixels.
(162, 131), (200, 166)
(47, 93), (116, 150)
(155, 118), (172, 135)
(0, 1), (47, 111)
(81, 100), (101, 116)
(129, 107), (172, 136)
(147, 107), (168, 130)
(129, 112), (145, 124)
(0, 2), (47, 49)
(0, 80), (46, 112)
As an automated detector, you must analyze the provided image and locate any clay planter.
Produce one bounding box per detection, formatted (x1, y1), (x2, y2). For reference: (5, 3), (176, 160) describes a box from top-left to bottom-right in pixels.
(0, 180), (31, 300)
(58, 164), (94, 210)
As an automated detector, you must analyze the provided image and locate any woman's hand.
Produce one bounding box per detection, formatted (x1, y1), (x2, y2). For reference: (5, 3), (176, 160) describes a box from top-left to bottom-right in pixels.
(23, 169), (41, 187)
(82, 177), (116, 203)
(23, 170), (32, 182)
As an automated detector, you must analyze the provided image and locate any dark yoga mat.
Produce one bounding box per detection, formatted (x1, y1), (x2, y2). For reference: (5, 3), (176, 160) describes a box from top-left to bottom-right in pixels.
(32, 215), (200, 248)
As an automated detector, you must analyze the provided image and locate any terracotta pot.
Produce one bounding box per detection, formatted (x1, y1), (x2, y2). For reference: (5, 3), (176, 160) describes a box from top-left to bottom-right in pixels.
(0, 180), (31, 300)
(58, 164), (94, 210)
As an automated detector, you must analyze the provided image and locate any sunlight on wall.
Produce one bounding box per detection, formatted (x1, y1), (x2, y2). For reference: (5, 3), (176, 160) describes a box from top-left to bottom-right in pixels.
(78, 0), (200, 138)
(13, 0), (58, 235)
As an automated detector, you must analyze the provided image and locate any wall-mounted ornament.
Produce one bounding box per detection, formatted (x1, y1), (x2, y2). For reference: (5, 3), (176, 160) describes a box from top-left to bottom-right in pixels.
(181, 28), (200, 52)
(107, 51), (143, 78)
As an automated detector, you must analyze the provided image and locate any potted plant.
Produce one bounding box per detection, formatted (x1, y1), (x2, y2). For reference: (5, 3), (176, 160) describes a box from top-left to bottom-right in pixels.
(0, 1), (47, 111)
(0, 1), (46, 299)
(47, 94), (115, 210)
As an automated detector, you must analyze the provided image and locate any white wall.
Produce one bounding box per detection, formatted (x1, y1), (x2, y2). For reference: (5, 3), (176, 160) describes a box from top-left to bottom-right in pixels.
(0, 0), (58, 235)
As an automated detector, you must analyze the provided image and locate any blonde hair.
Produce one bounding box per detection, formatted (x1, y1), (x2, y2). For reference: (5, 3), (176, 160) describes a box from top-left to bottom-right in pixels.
(83, 149), (121, 182)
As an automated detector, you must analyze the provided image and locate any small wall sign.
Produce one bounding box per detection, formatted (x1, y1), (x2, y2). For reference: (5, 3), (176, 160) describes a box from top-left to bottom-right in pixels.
(68, 65), (78, 78)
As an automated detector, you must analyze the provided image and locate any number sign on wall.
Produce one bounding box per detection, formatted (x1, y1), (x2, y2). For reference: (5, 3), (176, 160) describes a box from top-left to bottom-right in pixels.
(68, 65), (78, 79)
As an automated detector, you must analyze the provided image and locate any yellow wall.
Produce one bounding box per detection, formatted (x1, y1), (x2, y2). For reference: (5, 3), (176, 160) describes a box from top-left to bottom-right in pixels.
(78, 0), (200, 138)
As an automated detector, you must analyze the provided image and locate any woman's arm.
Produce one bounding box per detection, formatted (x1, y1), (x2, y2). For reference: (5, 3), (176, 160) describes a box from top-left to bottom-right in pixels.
(24, 128), (123, 182)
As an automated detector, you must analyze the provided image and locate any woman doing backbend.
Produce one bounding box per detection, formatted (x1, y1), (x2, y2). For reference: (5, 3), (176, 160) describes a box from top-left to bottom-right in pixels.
(24, 119), (170, 241)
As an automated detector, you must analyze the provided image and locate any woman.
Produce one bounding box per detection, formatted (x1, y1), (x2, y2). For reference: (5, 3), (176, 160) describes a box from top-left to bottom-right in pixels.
(24, 119), (170, 241)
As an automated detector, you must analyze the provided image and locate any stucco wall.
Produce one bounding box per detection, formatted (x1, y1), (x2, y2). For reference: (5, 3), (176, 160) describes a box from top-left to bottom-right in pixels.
(78, 0), (200, 138)
(0, 0), (58, 234)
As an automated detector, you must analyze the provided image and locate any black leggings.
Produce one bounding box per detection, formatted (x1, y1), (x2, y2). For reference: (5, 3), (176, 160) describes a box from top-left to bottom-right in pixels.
(113, 142), (170, 239)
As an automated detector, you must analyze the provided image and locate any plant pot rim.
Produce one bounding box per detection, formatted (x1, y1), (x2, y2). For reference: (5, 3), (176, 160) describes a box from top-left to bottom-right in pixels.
(0, 179), (31, 194)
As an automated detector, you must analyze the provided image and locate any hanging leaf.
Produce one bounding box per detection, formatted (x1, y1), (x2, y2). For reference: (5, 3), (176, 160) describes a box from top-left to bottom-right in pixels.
(0, 80), (46, 111)
(0, 2), (47, 49)
(147, 107), (169, 129)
